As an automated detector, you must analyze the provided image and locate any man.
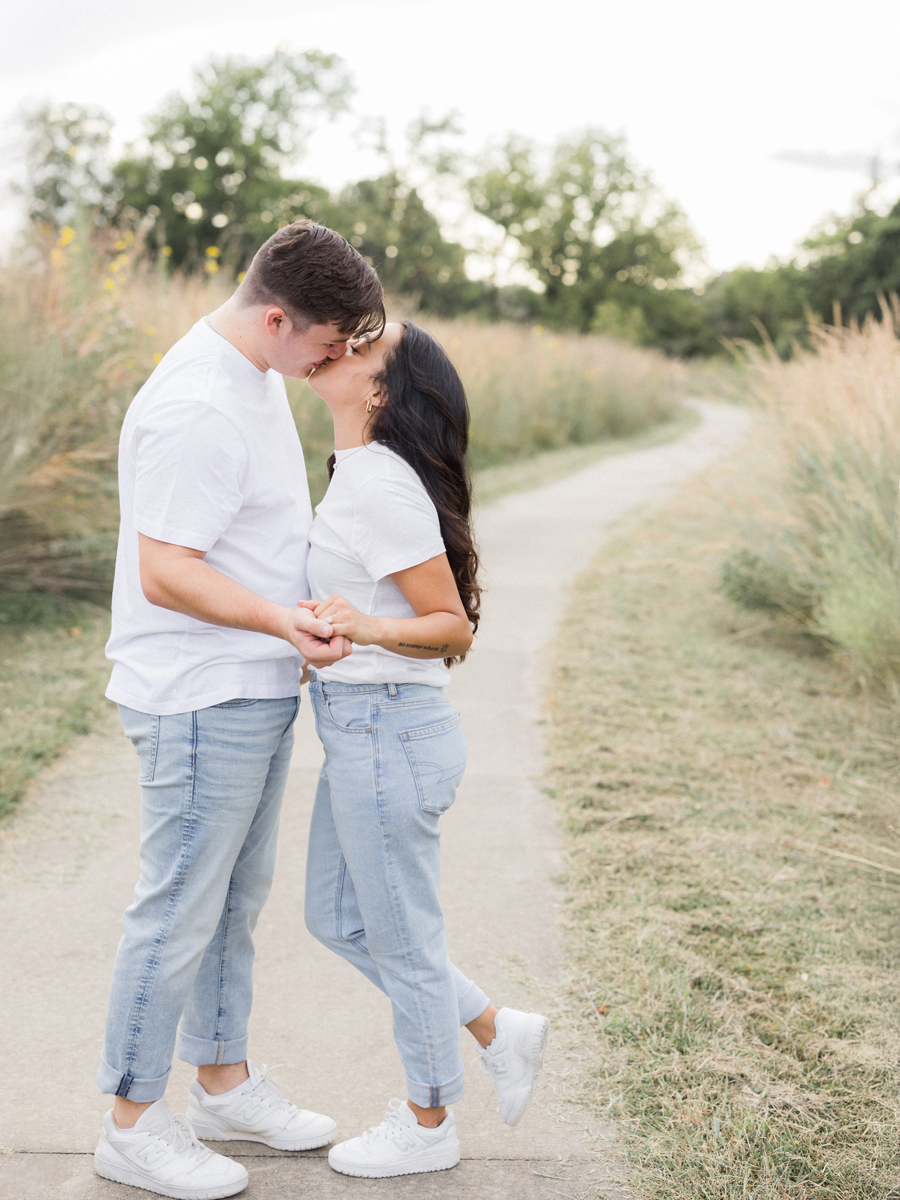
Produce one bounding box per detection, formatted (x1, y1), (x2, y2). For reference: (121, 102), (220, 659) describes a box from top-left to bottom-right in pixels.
(93, 220), (383, 1199)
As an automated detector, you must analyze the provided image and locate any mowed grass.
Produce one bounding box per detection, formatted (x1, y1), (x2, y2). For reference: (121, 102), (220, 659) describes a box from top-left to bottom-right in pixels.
(547, 475), (900, 1199)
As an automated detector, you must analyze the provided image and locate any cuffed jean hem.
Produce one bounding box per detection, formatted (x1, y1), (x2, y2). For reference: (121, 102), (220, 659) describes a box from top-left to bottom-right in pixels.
(176, 1029), (249, 1067)
(457, 980), (491, 1027)
(96, 1057), (171, 1102)
(406, 1065), (466, 1109)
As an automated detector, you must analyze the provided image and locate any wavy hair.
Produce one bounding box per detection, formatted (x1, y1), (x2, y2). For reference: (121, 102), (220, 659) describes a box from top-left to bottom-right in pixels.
(329, 321), (480, 663)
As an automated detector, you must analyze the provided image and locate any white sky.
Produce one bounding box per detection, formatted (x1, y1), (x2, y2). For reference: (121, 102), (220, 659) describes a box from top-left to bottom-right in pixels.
(1, 0), (898, 275)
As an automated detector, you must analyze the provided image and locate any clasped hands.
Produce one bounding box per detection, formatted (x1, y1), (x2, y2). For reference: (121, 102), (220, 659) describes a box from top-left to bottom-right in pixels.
(286, 593), (373, 670)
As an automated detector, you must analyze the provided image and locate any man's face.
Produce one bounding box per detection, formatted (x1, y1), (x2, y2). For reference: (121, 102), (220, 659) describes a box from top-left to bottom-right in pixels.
(264, 310), (353, 378)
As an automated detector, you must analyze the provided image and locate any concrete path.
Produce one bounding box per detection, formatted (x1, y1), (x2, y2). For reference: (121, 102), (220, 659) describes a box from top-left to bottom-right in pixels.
(0, 399), (750, 1200)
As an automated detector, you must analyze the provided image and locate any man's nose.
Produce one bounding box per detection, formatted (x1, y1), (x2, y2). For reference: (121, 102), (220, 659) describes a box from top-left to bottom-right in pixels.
(328, 343), (349, 360)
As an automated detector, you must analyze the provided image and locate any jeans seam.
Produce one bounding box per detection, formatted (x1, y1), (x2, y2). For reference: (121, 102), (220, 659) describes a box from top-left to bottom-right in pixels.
(372, 705), (442, 1094)
(121, 711), (198, 1080)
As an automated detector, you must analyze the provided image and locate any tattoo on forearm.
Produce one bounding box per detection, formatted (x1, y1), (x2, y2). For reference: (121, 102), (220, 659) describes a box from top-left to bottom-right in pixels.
(398, 641), (450, 653)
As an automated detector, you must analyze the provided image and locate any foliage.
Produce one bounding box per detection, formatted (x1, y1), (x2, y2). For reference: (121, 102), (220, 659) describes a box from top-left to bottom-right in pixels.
(802, 199), (900, 327)
(0, 235), (680, 609)
(327, 172), (483, 316)
(469, 128), (704, 345)
(17, 102), (114, 229)
(111, 49), (350, 268)
(721, 306), (900, 691)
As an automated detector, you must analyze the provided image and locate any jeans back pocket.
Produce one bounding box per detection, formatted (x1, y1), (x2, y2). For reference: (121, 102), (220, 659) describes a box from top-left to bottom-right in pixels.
(400, 712), (467, 815)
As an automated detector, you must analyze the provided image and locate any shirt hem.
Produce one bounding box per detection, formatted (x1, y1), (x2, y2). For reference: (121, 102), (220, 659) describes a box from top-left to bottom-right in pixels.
(105, 681), (301, 716)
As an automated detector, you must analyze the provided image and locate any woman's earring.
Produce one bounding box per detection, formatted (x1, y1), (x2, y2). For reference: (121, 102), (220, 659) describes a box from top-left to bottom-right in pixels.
(365, 397), (373, 414)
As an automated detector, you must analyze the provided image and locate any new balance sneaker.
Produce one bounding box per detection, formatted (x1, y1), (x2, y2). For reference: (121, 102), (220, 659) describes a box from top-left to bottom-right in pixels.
(94, 1099), (248, 1199)
(478, 1007), (551, 1126)
(327, 1099), (460, 1178)
(186, 1060), (336, 1152)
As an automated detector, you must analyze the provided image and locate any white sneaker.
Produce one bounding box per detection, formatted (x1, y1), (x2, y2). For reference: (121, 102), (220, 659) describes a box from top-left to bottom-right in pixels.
(478, 1007), (551, 1126)
(94, 1099), (248, 1199)
(186, 1060), (337, 1151)
(328, 1099), (460, 1178)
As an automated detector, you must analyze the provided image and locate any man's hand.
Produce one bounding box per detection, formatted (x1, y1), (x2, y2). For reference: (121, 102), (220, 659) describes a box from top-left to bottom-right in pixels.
(287, 605), (352, 668)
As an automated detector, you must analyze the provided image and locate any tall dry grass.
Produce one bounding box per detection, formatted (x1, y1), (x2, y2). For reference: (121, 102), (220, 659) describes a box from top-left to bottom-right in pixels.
(0, 230), (680, 612)
(722, 304), (900, 691)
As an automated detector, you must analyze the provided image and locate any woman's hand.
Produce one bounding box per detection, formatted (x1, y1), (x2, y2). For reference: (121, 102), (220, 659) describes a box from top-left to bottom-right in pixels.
(302, 594), (382, 647)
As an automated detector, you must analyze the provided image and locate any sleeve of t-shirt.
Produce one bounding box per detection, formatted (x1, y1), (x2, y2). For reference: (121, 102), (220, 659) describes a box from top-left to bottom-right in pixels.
(350, 473), (446, 580)
(131, 403), (248, 551)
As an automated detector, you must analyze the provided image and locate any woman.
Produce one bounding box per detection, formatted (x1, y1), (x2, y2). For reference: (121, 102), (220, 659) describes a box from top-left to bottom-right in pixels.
(302, 321), (550, 1179)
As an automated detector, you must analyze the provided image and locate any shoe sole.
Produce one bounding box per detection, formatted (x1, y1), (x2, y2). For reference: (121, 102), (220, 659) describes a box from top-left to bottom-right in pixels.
(188, 1117), (337, 1152)
(327, 1146), (461, 1178)
(503, 1014), (551, 1127)
(94, 1151), (248, 1199)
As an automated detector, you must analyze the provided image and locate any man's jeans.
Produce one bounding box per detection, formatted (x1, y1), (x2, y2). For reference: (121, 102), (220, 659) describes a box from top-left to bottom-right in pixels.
(96, 697), (299, 1102)
(305, 677), (489, 1109)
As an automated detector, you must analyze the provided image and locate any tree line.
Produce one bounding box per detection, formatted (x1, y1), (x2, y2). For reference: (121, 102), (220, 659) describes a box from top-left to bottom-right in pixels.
(18, 48), (899, 357)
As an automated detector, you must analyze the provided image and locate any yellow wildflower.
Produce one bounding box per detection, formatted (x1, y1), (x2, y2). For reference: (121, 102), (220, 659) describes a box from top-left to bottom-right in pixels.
(58, 226), (75, 247)
(104, 279), (116, 292)
(205, 246), (220, 258)
(205, 260), (219, 275)
(153, 352), (163, 364)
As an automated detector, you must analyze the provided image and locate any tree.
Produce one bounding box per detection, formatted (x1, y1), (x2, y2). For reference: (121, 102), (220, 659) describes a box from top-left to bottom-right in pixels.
(18, 102), (113, 229)
(111, 49), (351, 267)
(328, 171), (483, 315)
(802, 200), (900, 326)
(468, 129), (703, 337)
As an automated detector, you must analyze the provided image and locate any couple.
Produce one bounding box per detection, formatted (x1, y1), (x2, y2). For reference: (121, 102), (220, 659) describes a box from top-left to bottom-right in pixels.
(94, 220), (550, 1198)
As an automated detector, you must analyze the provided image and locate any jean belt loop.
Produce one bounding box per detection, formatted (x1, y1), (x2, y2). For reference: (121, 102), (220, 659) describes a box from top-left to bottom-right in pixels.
(388, 682), (398, 699)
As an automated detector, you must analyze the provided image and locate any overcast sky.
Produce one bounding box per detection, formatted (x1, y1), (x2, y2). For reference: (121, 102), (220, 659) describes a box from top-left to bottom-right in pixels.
(2, 0), (898, 274)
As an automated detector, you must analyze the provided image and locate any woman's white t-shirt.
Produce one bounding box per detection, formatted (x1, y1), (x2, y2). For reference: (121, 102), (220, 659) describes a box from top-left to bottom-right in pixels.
(307, 443), (450, 687)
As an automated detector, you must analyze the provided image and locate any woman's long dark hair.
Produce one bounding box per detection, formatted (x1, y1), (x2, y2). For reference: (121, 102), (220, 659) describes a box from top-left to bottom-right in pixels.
(328, 321), (480, 664)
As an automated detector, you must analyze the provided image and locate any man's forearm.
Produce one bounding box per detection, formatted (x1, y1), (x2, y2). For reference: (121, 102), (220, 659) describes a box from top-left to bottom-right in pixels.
(143, 555), (291, 639)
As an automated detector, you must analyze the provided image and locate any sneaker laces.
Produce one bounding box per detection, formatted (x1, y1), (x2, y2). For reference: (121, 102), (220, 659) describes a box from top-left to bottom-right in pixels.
(161, 1112), (208, 1159)
(360, 1099), (413, 1146)
(249, 1064), (299, 1115)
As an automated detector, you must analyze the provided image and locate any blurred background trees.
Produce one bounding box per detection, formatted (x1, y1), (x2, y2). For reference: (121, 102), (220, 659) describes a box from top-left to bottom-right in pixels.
(15, 46), (900, 358)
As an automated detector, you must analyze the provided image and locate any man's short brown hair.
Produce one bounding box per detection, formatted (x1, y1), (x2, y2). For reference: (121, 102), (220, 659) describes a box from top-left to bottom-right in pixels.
(240, 219), (385, 338)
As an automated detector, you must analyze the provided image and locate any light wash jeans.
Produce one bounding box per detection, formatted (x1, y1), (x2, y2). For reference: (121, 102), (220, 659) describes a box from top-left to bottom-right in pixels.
(97, 696), (299, 1101)
(305, 676), (489, 1108)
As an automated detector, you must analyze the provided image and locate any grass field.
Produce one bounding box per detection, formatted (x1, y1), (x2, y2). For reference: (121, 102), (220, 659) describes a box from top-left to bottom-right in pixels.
(547, 472), (900, 1199)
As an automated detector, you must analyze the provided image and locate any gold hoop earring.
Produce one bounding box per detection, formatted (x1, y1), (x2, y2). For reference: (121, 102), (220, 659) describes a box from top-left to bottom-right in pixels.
(366, 398), (373, 414)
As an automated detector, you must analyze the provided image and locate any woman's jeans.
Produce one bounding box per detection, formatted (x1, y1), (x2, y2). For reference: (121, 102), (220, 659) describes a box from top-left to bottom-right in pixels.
(96, 697), (299, 1102)
(305, 677), (489, 1108)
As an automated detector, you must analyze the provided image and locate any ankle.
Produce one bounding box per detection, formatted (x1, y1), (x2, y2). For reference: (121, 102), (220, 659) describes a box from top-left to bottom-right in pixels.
(196, 1060), (250, 1096)
(466, 1003), (499, 1049)
(407, 1099), (447, 1128)
(112, 1098), (154, 1130)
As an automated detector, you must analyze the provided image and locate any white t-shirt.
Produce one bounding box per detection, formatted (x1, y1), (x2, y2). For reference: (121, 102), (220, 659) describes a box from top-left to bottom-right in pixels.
(105, 320), (312, 715)
(307, 442), (450, 687)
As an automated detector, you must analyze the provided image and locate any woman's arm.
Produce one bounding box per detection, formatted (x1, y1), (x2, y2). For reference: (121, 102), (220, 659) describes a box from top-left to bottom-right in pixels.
(306, 553), (473, 660)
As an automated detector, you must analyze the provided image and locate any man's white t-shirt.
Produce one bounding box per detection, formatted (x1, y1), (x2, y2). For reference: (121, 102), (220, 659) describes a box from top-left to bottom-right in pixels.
(105, 319), (312, 715)
(307, 442), (450, 687)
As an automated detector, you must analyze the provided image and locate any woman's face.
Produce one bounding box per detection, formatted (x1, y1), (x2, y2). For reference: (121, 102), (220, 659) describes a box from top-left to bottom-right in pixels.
(307, 321), (403, 411)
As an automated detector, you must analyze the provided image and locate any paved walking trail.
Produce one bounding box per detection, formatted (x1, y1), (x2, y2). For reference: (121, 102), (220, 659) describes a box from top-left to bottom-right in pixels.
(0, 399), (749, 1200)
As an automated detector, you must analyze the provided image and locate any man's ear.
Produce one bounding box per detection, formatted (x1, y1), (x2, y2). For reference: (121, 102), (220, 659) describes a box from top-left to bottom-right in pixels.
(263, 306), (288, 336)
